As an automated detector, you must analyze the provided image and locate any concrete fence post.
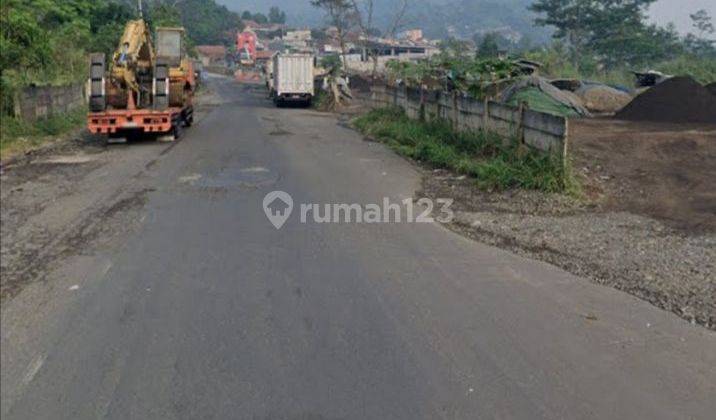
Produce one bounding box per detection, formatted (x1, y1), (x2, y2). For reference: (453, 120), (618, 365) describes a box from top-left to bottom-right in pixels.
(482, 98), (489, 132)
(419, 86), (425, 122)
(517, 101), (526, 143)
(563, 119), (570, 169)
(452, 91), (458, 130)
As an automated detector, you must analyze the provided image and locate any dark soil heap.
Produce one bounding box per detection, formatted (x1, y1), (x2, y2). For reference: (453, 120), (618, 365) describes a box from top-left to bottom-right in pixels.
(707, 82), (716, 96)
(617, 76), (716, 124)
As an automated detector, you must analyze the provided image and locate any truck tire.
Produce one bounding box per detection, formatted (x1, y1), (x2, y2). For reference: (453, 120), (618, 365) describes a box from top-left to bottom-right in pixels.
(154, 60), (170, 110)
(89, 53), (106, 112)
(90, 97), (105, 113)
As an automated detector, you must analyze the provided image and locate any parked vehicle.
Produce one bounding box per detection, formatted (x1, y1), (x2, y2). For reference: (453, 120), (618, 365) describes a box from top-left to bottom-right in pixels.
(271, 53), (315, 106)
(87, 22), (195, 141)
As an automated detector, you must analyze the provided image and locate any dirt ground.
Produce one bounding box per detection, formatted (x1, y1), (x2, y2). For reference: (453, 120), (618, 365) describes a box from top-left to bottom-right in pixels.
(416, 118), (715, 329)
(570, 118), (716, 233)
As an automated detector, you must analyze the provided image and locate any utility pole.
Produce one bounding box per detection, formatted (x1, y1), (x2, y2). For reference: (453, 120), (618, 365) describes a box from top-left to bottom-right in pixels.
(138, 0), (143, 18)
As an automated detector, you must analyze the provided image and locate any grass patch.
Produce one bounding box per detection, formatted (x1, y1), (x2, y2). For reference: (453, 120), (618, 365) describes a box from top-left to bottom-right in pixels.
(1, 107), (86, 160)
(353, 107), (578, 194)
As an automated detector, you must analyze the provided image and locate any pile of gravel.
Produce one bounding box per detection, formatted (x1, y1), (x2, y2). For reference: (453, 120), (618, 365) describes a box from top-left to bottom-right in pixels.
(617, 76), (716, 124)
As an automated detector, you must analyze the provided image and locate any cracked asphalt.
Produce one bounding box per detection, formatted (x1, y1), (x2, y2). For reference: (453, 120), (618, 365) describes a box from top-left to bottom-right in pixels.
(1, 75), (715, 419)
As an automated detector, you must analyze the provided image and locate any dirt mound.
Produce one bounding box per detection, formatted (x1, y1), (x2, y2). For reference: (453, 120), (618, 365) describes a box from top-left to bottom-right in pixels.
(707, 82), (716, 96)
(576, 85), (632, 113)
(616, 76), (716, 124)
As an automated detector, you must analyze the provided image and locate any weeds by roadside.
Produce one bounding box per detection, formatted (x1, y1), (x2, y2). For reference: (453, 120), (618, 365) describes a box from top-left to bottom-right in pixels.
(1, 107), (86, 160)
(353, 107), (579, 194)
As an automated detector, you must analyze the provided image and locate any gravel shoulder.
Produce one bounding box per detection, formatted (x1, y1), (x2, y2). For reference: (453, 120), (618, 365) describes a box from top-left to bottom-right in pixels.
(412, 118), (716, 329)
(340, 103), (715, 329)
(419, 172), (715, 329)
(0, 83), (222, 301)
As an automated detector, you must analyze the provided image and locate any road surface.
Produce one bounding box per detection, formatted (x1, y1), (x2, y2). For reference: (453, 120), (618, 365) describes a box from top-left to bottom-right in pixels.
(2, 75), (715, 419)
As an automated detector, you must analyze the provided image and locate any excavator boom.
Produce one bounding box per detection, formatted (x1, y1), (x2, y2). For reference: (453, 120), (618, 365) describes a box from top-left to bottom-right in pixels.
(87, 20), (194, 140)
(111, 19), (154, 99)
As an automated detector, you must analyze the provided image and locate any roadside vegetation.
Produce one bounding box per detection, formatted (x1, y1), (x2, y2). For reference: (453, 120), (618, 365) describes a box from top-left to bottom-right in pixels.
(0, 0), (244, 112)
(353, 107), (576, 194)
(0, 108), (86, 159)
(0, 0), (249, 159)
(388, 2), (716, 92)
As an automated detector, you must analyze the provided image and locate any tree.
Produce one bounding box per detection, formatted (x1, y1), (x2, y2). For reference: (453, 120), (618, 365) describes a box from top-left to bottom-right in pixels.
(685, 9), (716, 57)
(476, 33), (501, 58)
(89, 1), (135, 57)
(528, 0), (595, 61)
(241, 11), (253, 20)
(528, 0), (676, 69)
(311, 0), (356, 69)
(253, 13), (268, 24)
(268, 6), (287, 24)
(691, 9), (715, 38)
(148, 3), (181, 28)
(348, 0), (410, 77)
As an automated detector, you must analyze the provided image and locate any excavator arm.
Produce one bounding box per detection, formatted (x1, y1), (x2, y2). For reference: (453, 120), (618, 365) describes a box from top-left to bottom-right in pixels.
(111, 20), (154, 92)
(104, 19), (156, 109)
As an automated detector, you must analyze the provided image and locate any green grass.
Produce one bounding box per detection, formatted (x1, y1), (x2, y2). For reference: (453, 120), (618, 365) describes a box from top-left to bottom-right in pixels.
(354, 107), (578, 194)
(1, 107), (86, 160)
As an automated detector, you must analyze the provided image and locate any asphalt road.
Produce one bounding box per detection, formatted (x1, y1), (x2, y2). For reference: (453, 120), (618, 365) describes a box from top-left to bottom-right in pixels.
(2, 75), (715, 419)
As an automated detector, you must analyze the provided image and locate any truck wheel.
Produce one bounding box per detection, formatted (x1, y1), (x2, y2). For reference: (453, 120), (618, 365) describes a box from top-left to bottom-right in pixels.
(90, 96), (106, 113)
(89, 53), (106, 112)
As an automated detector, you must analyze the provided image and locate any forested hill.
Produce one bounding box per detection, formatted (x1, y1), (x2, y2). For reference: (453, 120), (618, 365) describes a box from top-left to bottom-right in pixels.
(409, 0), (549, 42)
(220, 0), (548, 42)
(0, 0), (243, 112)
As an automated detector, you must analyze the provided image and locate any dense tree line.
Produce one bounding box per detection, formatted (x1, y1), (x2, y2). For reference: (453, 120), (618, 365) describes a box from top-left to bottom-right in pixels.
(241, 7), (288, 25)
(529, 0), (716, 70)
(0, 0), (245, 114)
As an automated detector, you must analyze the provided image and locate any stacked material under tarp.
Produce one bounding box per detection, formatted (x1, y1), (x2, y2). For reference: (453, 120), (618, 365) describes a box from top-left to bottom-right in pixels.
(575, 84), (633, 113)
(500, 76), (590, 117)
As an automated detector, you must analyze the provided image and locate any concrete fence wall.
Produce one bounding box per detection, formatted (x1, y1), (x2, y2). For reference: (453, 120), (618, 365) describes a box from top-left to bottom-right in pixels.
(368, 85), (569, 160)
(13, 83), (86, 121)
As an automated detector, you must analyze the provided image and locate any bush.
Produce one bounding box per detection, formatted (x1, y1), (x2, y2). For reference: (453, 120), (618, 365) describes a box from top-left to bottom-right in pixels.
(0, 107), (86, 158)
(353, 107), (577, 193)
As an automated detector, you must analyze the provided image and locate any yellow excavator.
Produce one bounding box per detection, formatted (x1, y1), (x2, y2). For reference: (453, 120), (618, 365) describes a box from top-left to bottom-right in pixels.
(88, 18), (195, 139)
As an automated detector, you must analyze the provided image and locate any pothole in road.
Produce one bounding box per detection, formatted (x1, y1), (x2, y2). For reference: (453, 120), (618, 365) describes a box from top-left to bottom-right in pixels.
(184, 166), (279, 189)
(32, 155), (98, 165)
(269, 127), (293, 136)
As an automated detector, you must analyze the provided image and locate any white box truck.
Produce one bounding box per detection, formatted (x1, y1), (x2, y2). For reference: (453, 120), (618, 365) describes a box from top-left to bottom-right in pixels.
(272, 53), (315, 106)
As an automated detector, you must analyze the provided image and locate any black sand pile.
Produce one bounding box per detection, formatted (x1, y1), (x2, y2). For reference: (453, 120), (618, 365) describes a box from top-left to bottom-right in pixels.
(707, 82), (716, 96)
(616, 76), (716, 124)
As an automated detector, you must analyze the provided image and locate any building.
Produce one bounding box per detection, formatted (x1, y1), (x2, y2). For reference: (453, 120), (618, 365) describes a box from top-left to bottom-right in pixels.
(284, 30), (311, 43)
(243, 20), (286, 39)
(195, 45), (227, 66)
(283, 29), (313, 52)
(254, 50), (275, 65)
(237, 29), (257, 61)
(398, 29), (423, 43)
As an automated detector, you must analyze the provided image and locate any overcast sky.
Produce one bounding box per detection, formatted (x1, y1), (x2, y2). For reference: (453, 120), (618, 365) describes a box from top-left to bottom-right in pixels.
(649, 0), (715, 35)
(220, 0), (716, 36)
